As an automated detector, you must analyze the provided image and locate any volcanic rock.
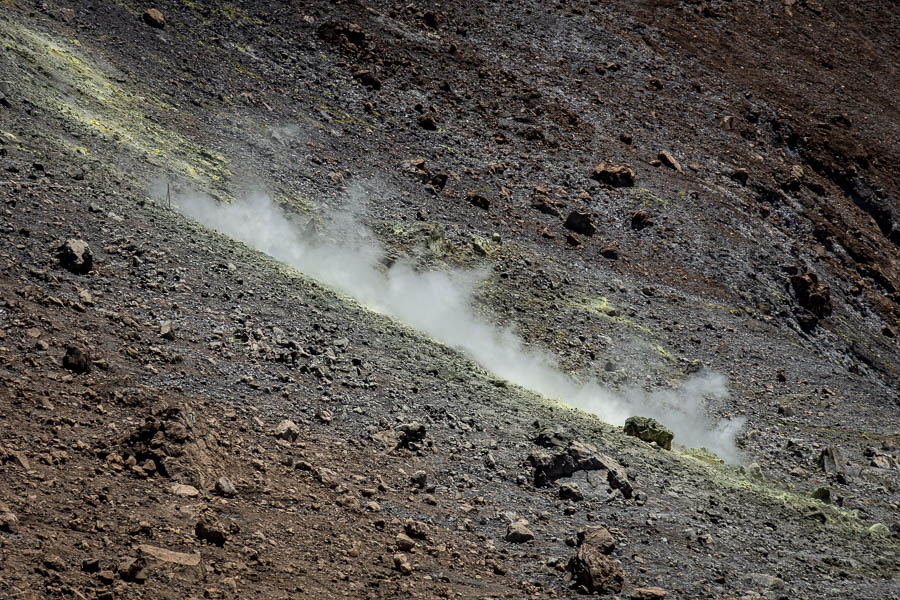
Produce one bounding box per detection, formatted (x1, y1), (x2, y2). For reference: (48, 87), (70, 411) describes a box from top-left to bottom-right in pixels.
(393, 553), (413, 574)
(631, 209), (654, 230)
(624, 416), (674, 450)
(215, 476), (237, 498)
(790, 272), (832, 318)
(138, 544), (201, 566)
(467, 191), (490, 210)
(195, 519), (227, 546)
(564, 211), (597, 236)
(559, 482), (584, 501)
(578, 526), (616, 554)
(397, 422), (427, 447)
(56, 239), (93, 274)
(62, 345), (92, 374)
(567, 545), (625, 594)
(630, 587), (668, 599)
(529, 441), (632, 498)
(274, 419), (300, 442)
(0, 501), (18, 533)
(505, 520), (534, 543)
(658, 150), (683, 173)
(142, 8), (165, 29)
(590, 163), (635, 187)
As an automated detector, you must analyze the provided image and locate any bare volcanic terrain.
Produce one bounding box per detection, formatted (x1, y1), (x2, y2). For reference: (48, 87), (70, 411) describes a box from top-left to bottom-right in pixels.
(0, 1), (898, 599)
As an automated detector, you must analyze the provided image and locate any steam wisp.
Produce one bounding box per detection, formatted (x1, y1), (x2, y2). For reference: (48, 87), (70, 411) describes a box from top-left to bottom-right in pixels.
(174, 188), (744, 462)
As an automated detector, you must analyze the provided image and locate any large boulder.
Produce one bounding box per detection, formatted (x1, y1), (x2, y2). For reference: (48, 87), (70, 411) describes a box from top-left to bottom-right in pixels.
(624, 416), (674, 450)
(528, 440), (632, 498)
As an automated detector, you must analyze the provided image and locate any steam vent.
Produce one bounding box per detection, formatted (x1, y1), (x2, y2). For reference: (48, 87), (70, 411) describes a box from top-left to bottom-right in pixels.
(0, 1), (897, 599)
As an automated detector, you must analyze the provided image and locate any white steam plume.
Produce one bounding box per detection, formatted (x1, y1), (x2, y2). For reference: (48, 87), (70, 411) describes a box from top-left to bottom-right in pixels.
(174, 186), (744, 463)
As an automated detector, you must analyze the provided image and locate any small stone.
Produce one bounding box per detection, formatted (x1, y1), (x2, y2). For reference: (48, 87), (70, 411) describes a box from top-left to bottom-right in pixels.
(505, 520), (534, 543)
(630, 587), (668, 600)
(138, 544), (201, 566)
(214, 477), (237, 498)
(730, 168), (749, 185)
(868, 523), (890, 536)
(590, 163), (635, 188)
(567, 545), (625, 593)
(811, 486), (831, 503)
(578, 526), (615, 554)
(57, 239), (93, 274)
(624, 416), (673, 450)
(559, 482), (584, 501)
(195, 519), (227, 546)
(274, 419), (300, 442)
(466, 191), (490, 210)
(630, 210), (654, 230)
(393, 553), (413, 575)
(0, 502), (18, 533)
(657, 150), (683, 173)
(160, 321), (176, 340)
(404, 519), (429, 540)
(171, 483), (200, 497)
(142, 8), (165, 29)
(62, 345), (92, 374)
(564, 211), (597, 237)
(396, 533), (416, 552)
(410, 470), (427, 488)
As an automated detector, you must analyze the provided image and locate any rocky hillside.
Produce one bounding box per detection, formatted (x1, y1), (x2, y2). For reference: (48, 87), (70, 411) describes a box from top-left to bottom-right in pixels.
(0, 1), (898, 599)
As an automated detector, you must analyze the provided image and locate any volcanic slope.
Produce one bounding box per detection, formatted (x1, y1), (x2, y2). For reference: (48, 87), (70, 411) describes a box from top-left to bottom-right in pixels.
(0, 1), (898, 599)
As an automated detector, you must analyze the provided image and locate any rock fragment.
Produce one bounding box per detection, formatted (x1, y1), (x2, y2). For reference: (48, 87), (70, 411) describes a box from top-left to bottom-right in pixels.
(170, 483), (200, 497)
(142, 8), (166, 29)
(590, 163), (635, 187)
(529, 440), (632, 498)
(505, 520), (534, 543)
(138, 544), (201, 566)
(214, 477), (237, 498)
(393, 553), (413, 574)
(630, 209), (654, 230)
(0, 501), (18, 533)
(274, 420), (300, 442)
(195, 519), (227, 547)
(564, 211), (597, 237)
(62, 345), (92, 374)
(567, 545), (624, 593)
(56, 239), (93, 274)
(559, 482), (584, 501)
(657, 150), (683, 173)
(623, 416), (674, 450)
(630, 587), (668, 599)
